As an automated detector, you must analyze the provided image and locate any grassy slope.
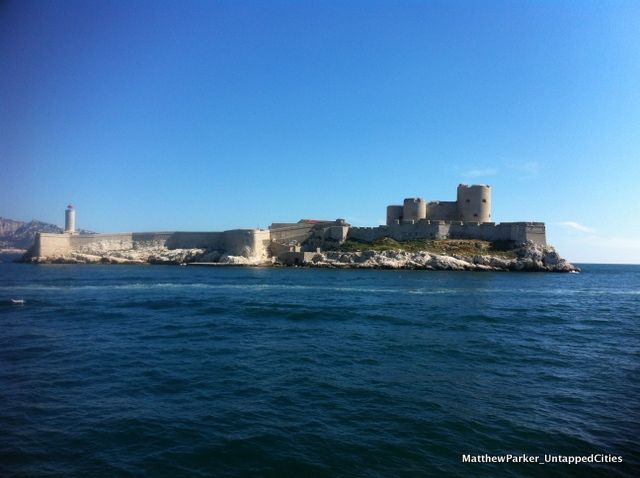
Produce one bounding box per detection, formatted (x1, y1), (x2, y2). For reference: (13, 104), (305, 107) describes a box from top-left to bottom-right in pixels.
(334, 238), (518, 259)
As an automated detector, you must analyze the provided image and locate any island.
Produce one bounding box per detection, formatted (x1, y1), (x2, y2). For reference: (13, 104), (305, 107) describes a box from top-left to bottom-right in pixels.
(21, 185), (579, 272)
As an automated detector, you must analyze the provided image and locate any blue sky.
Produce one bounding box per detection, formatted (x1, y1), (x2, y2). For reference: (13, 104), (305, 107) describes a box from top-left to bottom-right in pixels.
(1, 0), (639, 263)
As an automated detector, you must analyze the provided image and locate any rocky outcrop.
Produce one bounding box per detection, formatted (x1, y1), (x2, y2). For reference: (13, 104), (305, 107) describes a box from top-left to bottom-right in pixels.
(281, 242), (579, 272)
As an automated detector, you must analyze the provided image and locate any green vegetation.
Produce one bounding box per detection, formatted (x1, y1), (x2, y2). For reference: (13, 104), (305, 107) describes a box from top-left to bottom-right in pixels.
(335, 238), (518, 259)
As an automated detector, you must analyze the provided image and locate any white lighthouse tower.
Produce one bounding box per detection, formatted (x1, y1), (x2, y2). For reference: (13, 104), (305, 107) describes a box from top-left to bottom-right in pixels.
(64, 204), (76, 233)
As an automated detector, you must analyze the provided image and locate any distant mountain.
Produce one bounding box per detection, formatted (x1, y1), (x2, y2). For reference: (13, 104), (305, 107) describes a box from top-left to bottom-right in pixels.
(0, 217), (94, 250)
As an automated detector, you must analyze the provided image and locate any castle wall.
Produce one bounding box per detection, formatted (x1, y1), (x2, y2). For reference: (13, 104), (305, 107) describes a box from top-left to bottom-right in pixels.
(269, 223), (298, 229)
(326, 225), (349, 242)
(35, 230), (271, 260)
(426, 201), (458, 221)
(153, 230), (270, 258)
(347, 221), (546, 245)
(506, 222), (546, 245)
(347, 225), (390, 243)
(269, 241), (298, 257)
(269, 223), (317, 244)
(165, 232), (224, 249)
(69, 232), (175, 252)
(132, 232), (173, 247)
(223, 229), (271, 258)
(70, 233), (135, 252)
(255, 230), (272, 259)
(35, 233), (72, 257)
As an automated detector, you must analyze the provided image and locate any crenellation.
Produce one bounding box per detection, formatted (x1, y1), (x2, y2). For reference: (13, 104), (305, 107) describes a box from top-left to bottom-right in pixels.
(388, 184), (493, 225)
(346, 220), (545, 246)
(353, 184), (546, 245)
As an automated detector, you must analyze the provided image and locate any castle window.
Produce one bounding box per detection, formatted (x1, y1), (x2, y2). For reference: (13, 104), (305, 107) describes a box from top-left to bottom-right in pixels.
(482, 199), (487, 203)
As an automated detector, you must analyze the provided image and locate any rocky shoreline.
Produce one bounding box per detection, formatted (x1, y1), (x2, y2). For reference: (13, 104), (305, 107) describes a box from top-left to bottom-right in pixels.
(294, 243), (578, 272)
(22, 247), (255, 266)
(19, 241), (579, 272)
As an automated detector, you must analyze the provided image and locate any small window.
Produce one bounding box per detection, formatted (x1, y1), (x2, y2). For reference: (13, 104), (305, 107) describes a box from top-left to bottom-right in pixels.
(473, 213), (478, 217)
(482, 199), (487, 203)
(465, 199), (470, 203)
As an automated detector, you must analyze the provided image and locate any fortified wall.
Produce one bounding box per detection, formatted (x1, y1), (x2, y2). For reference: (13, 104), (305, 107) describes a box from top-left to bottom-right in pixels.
(268, 219), (349, 248)
(348, 221), (546, 245)
(33, 230), (271, 259)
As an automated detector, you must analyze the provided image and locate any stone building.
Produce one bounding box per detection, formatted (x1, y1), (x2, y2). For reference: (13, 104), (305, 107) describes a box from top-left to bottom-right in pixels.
(387, 184), (492, 225)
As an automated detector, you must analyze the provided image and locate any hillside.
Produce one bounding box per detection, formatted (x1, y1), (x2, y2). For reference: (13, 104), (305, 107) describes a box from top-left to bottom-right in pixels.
(0, 217), (93, 250)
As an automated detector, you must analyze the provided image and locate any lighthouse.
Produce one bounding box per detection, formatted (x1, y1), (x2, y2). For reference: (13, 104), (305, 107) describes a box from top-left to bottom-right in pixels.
(64, 205), (76, 233)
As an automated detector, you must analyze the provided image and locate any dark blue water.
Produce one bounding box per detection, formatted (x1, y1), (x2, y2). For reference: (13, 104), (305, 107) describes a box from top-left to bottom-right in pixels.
(1, 264), (638, 477)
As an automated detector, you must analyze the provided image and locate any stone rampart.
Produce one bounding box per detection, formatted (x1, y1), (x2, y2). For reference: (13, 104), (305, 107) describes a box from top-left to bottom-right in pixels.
(223, 229), (270, 258)
(132, 232), (174, 247)
(426, 201), (458, 221)
(165, 232), (224, 249)
(348, 221), (546, 245)
(34, 229), (271, 260)
(71, 233), (135, 252)
(347, 226), (390, 243)
(35, 233), (72, 257)
(269, 223), (317, 244)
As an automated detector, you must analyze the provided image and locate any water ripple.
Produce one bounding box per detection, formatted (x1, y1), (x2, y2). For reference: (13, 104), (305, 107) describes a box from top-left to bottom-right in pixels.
(0, 264), (638, 477)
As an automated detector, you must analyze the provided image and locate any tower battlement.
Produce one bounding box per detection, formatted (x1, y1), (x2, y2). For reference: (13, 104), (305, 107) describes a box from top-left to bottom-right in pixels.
(387, 184), (492, 224)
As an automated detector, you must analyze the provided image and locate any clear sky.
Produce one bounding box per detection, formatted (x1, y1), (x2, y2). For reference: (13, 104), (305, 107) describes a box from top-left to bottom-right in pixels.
(1, 0), (639, 263)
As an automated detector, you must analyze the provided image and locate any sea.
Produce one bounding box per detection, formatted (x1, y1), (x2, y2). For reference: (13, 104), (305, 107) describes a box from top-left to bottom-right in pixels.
(0, 262), (638, 478)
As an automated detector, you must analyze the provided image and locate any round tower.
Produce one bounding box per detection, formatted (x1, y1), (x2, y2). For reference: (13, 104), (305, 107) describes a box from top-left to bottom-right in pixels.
(402, 198), (427, 223)
(386, 205), (403, 225)
(456, 184), (491, 222)
(64, 204), (76, 233)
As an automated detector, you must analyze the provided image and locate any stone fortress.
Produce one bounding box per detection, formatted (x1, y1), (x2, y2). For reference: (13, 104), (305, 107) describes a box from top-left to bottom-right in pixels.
(31, 186), (546, 264)
(388, 184), (493, 224)
(348, 184), (546, 245)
